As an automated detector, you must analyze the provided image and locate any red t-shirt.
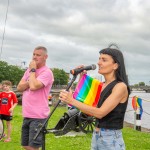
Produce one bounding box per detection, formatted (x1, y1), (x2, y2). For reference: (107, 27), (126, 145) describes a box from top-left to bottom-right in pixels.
(0, 91), (18, 116)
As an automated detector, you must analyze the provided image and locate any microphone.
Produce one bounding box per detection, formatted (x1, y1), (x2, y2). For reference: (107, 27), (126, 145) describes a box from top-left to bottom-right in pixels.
(70, 64), (96, 75)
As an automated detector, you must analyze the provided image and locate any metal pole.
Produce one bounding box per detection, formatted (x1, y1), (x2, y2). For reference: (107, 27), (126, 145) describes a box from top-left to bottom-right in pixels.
(34, 75), (77, 150)
(134, 111), (136, 130)
(0, 0), (9, 60)
(135, 107), (141, 131)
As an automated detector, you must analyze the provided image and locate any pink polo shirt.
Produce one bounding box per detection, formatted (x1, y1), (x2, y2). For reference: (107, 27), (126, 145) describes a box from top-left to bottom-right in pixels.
(22, 66), (54, 119)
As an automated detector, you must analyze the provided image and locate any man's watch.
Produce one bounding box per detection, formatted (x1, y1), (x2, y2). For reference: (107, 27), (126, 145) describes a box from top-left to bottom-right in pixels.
(30, 68), (36, 73)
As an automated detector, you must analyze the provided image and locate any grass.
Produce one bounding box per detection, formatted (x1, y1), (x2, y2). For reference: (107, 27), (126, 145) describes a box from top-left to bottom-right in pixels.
(0, 105), (150, 150)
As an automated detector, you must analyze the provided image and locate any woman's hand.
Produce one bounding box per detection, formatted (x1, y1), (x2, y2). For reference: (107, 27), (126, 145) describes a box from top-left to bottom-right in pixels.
(76, 65), (87, 80)
(59, 90), (73, 104)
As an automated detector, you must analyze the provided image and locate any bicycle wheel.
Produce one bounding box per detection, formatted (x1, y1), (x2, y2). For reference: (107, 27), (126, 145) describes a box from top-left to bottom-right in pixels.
(0, 119), (4, 139)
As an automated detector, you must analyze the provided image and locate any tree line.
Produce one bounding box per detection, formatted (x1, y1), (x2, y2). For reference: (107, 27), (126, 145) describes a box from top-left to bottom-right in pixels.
(0, 61), (69, 86)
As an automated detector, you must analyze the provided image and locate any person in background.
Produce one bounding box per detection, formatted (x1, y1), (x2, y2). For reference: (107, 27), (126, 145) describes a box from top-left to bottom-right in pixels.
(59, 44), (130, 150)
(48, 92), (53, 106)
(17, 46), (54, 150)
(0, 80), (18, 142)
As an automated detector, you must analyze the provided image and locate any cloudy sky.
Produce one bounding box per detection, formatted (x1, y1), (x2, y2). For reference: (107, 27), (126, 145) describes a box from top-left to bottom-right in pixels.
(0, 0), (150, 85)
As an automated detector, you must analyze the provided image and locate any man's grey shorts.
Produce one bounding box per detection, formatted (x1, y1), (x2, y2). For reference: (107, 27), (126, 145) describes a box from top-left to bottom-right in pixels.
(21, 118), (47, 148)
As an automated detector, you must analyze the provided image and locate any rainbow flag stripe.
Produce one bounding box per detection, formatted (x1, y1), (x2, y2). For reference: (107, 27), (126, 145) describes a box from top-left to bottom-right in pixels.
(73, 74), (103, 107)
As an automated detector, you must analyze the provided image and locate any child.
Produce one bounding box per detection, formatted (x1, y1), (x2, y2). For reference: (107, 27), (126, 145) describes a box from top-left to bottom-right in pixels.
(0, 80), (18, 142)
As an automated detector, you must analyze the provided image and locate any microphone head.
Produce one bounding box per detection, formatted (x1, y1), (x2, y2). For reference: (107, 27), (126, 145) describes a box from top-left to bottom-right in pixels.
(91, 64), (96, 70)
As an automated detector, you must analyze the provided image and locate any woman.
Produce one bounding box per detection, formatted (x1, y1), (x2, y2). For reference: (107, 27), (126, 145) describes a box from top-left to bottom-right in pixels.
(59, 44), (130, 150)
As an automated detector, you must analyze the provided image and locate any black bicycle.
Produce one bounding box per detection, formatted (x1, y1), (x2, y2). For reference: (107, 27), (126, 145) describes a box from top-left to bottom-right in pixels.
(0, 119), (4, 140)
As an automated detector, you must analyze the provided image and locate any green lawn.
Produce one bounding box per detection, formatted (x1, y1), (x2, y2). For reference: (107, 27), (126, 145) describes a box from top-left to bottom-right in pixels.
(0, 105), (150, 150)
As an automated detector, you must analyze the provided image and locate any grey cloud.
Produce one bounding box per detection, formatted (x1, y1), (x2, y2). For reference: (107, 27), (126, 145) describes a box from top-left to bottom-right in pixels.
(0, 0), (150, 84)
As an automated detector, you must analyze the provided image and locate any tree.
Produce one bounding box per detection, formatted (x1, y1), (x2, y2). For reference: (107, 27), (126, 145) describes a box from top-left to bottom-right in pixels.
(0, 61), (24, 85)
(139, 82), (145, 86)
(133, 84), (139, 87)
(52, 68), (69, 85)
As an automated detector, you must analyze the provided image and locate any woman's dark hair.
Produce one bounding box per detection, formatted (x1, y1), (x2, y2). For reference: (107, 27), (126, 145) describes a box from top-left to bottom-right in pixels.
(99, 44), (130, 94)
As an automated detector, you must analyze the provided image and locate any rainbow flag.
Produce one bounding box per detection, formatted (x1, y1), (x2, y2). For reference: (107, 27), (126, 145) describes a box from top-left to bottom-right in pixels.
(132, 96), (143, 117)
(73, 74), (103, 107)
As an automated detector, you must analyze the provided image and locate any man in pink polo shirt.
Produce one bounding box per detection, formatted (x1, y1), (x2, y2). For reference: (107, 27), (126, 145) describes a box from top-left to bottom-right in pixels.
(17, 46), (54, 150)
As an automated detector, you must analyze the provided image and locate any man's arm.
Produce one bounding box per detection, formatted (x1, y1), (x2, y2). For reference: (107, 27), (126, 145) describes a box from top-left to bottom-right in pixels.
(17, 79), (29, 92)
(28, 72), (44, 91)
